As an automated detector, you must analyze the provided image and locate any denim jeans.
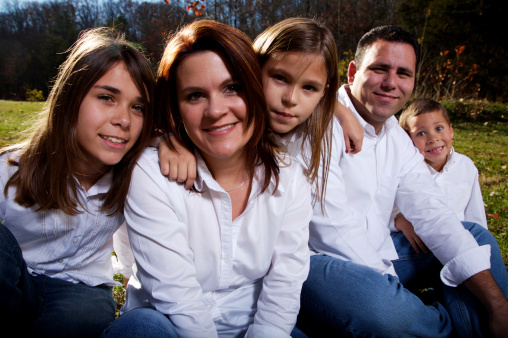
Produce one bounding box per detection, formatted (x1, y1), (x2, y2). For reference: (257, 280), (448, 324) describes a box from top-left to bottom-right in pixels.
(298, 221), (508, 337)
(103, 307), (308, 337)
(0, 223), (116, 338)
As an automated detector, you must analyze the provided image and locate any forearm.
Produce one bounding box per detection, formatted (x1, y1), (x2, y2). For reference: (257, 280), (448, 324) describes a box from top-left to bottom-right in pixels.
(464, 270), (508, 314)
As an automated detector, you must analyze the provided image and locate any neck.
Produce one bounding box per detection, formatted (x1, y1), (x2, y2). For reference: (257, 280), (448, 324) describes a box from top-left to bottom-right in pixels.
(345, 85), (385, 134)
(202, 151), (249, 190)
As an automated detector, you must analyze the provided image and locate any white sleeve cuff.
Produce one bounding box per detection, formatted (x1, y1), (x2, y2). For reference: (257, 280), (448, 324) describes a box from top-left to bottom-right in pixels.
(440, 245), (491, 287)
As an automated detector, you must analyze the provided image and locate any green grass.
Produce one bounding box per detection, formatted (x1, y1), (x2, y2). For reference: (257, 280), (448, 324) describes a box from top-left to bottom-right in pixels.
(0, 100), (44, 147)
(453, 121), (508, 265)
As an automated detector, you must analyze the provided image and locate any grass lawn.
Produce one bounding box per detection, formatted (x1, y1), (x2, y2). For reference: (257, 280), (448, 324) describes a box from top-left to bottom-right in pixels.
(1, 100), (507, 310)
(453, 121), (508, 265)
(0, 100), (44, 147)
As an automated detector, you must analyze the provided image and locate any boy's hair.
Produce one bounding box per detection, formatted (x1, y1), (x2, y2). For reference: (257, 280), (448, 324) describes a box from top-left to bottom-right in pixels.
(156, 19), (279, 193)
(355, 25), (420, 70)
(3, 27), (155, 216)
(253, 17), (339, 205)
(399, 98), (451, 132)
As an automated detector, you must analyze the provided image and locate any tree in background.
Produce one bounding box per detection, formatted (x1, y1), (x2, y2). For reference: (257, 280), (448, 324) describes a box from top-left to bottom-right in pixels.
(0, 0), (505, 102)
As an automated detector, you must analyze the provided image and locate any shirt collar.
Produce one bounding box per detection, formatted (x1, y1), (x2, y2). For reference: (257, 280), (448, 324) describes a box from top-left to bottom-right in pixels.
(77, 171), (113, 197)
(193, 151), (284, 194)
(426, 146), (455, 174)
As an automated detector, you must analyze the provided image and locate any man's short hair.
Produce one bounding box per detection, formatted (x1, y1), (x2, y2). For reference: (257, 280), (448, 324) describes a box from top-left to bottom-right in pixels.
(354, 26), (420, 69)
(399, 98), (451, 133)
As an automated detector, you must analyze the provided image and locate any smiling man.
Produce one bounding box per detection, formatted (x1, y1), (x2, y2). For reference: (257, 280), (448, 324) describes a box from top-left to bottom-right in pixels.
(299, 26), (508, 337)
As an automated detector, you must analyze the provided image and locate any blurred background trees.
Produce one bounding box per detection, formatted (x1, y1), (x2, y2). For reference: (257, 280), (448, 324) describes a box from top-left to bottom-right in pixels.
(1, 0), (506, 102)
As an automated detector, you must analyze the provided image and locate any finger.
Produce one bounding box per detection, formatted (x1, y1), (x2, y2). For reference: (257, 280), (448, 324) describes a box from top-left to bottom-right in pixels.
(414, 236), (428, 254)
(348, 141), (359, 154)
(345, 139), (352, 154)
(410, 239), (421, 253)
(184, 161), (197, 190)
(168, 162), (179, 181)
(160, 158), (170, 176)
(176, 162), (189, 183)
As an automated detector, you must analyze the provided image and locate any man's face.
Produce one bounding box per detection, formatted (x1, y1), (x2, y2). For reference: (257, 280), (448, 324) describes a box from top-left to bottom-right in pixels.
(348, 40), (416, 133)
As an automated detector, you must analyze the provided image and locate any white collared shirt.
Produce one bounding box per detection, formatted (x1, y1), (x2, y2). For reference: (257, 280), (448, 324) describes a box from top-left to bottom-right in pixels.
(427, 148), (488, 228)
(0, 152), (122, 287)
(390, 148), (488, 231)
(309, 85), (491, 286)
(117, 148), (311, 337)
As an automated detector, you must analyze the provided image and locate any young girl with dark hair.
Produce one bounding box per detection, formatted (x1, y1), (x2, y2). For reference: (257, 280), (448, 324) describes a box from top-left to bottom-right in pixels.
(0, 27), (155, 337)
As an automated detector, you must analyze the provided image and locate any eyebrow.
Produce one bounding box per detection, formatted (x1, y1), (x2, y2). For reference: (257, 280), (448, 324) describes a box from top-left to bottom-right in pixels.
(370, 62), (415, 76)
(93, 84), (145, 103)
(270, 67), (326, 89)
(179, 77), (238, 94)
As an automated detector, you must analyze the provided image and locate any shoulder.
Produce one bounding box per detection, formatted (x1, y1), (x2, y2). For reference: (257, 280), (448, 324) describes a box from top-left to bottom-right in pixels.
(131, 148), (182, 194)
(449, 151), (478, 174)
(0, 151), (20, 189)
(276, 156), (310, 193)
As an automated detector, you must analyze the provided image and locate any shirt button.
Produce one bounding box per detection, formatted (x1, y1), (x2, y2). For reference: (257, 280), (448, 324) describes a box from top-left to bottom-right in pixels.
(58, 259), (63, 263)
(72, 238), (79, 244)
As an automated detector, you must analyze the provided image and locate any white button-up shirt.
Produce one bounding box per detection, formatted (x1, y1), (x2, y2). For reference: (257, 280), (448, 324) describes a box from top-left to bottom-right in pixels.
(117, 148), (311, 337)
(309, 85), (491, 286)
(390, 148), (488, 231)
(0, 152), (122, 287)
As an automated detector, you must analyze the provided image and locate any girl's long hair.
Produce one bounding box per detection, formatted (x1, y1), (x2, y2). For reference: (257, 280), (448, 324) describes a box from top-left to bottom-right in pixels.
(2, 27), (155, 216)
(156, 20), (279, 193)
(254, 17), (340, 205)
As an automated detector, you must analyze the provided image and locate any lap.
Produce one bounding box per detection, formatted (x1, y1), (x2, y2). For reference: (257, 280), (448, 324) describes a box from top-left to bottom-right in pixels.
(31, 276), (115, 338)
(298, 254), (452, 337)
(102, 307), (178, 338)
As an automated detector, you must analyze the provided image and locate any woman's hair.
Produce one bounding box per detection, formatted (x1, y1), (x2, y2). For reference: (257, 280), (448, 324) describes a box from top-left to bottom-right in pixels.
(156, 19), (279, 192)
(253, 17), (339, 205)
(399, 98), (451, 133)
(3, 27), (155, 216)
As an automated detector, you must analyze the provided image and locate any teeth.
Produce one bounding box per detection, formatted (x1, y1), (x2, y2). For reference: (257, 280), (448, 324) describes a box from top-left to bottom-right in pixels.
(102, 136), (125, 143)
(210, 124), (234, 132)
(427, 146), (443, 152)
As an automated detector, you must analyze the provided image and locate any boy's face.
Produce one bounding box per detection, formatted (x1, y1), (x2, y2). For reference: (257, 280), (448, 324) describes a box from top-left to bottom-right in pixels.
(407, 110), (454, 172)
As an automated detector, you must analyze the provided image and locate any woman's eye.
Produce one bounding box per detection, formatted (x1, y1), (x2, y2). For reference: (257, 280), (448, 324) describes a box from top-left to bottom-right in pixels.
(303, 85), (317, 92)
(225, 84), (241, 94)
(187, 92), (203, 101)
(98, 94), (113, 102)
(133, 104), (145, 114)
(273, 74), (287, 83)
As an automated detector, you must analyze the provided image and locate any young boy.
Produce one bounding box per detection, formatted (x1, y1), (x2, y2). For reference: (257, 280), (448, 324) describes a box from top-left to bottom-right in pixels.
(391, 98), (488, 253)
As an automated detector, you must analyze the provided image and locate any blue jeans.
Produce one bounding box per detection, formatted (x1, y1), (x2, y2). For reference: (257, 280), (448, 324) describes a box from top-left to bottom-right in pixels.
(393, 221), (508, 337)
(103, 307), (308, 337)
(0, 223), (116, 337)
(298, 222), (508, 337)
(102, 307), (179, 338)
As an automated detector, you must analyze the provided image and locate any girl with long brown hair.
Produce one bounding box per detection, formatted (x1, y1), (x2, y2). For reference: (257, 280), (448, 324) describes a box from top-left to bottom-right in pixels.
(0, 27), (155, 337)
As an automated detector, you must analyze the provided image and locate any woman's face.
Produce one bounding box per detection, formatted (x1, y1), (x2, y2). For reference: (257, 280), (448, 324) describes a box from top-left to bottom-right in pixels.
(176, 50), (253, 165)
(76, 62), (145, 174)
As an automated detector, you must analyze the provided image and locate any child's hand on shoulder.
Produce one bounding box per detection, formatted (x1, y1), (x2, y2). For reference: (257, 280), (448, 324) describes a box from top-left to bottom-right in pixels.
(334, 102), (363, 154)
(156, 134), (196, 190)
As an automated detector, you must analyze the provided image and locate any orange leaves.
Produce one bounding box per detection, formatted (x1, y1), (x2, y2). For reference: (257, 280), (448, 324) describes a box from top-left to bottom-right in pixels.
(488, 212), (500, 219)
(186, 1), (205, 15)
(162, 0), (205, 16)
(455, 45), (466, 57)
